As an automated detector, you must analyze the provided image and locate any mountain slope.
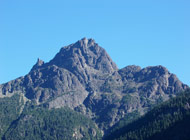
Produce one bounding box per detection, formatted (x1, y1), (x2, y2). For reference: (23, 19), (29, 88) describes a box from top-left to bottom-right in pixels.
(0, 94), (25, 138)
(0, 38), (188, 137)
(105, 89), (190, 140)
(3, 105), (102, 140)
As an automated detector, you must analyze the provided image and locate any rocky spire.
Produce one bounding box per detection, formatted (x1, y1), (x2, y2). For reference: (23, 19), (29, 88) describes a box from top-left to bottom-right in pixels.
(31, 58), (44, 71)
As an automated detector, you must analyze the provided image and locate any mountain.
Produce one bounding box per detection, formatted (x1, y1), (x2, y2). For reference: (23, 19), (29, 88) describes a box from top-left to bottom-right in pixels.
(0, 38), (188, 139)
(3, 105), (102, 140)
(105, 89), (190, 140)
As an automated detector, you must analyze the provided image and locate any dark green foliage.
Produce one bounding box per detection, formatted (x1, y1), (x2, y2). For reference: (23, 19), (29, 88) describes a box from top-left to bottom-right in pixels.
(105, 89), (190, 140)
(3, 105), (102, 140)
(104, 111), (140, 140)
(0, 94), (24, 139)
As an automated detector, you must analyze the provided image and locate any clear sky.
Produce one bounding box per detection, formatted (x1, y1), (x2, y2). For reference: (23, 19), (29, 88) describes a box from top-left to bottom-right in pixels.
(0, 0), (189, 86)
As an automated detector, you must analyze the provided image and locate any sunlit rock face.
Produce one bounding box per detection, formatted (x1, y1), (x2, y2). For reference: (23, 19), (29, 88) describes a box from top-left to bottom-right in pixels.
(0, 38), (188, 132)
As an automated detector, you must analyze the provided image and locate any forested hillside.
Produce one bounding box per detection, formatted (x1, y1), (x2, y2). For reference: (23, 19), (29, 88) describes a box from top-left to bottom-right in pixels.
(105, 89), (190, 140)
(2, 104), (102, 140)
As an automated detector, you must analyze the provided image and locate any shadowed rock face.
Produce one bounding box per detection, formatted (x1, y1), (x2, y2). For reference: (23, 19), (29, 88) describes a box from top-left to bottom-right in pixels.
(0, 38), (188, 132)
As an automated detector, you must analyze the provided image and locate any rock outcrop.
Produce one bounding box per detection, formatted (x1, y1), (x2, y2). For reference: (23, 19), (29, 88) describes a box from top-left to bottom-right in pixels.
(0, 38), (188, 133)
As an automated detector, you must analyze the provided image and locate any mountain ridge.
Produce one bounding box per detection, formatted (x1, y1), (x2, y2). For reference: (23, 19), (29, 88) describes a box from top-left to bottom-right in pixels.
(0, 38), (188, 138)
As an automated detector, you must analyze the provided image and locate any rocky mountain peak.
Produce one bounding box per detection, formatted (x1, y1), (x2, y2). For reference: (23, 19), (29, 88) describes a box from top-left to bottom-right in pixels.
(48, 38), (118, 84)
(0, 38), (188, 136)
(79, 37), (95, 47)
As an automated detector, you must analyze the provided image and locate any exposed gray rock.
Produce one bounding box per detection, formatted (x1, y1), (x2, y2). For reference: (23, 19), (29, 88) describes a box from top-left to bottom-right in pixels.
(31, 58), (44, 71)
(48, 90), (88, 109)
(48, 38), (118, 86)
(0, 38), (188, 134)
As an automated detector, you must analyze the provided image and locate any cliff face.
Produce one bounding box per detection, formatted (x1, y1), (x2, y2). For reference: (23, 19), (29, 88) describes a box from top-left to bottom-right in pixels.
(0, 38), (188, 132)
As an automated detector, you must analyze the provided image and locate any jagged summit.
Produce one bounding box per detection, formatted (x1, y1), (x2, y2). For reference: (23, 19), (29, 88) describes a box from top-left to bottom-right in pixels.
(47, 38), (118, 84)
(79, 37), (96, 47)
(29, 38), (118, 84)
(49, 37), (117, 71)
(0, 38), (188, 135)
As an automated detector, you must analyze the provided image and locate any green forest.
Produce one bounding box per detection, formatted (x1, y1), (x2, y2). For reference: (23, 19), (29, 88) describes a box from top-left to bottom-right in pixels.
(0, 94), (102, 140)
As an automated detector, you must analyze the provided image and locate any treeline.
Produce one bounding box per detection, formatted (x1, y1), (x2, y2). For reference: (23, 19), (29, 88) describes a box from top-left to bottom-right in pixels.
(0, 95), (102, 140)
(105, 89), (190, 140)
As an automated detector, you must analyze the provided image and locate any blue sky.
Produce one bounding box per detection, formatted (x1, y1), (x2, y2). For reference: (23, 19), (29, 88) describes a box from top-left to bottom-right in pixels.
(0, 0), (189, 86)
